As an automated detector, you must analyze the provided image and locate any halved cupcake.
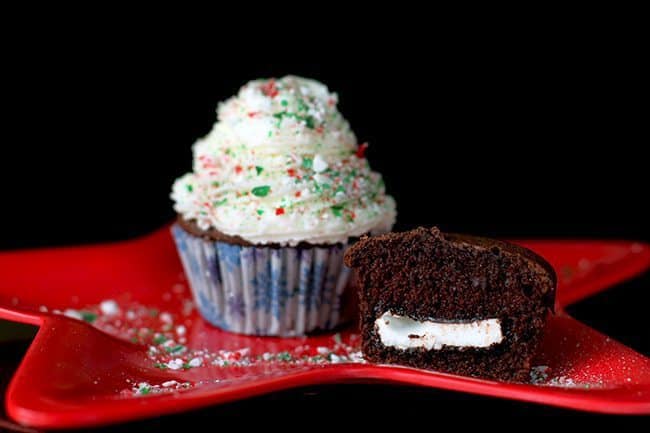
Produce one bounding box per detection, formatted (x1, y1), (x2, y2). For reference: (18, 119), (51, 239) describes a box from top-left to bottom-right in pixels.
(344, 227), (556, 381)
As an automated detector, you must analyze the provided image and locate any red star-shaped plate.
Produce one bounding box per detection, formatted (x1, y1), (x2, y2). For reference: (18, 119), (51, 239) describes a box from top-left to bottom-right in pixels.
(1, 225), (649, 428)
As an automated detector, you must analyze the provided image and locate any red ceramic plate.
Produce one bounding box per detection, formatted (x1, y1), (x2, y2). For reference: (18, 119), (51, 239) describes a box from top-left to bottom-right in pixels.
(0, 225), (649, 429)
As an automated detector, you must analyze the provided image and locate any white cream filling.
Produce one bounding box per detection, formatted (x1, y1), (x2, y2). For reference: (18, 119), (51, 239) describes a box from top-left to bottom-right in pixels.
(375, 311), (503, 350)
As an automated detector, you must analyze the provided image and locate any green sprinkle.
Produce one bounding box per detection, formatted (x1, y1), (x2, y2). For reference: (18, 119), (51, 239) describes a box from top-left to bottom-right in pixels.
(303, 116), (315, 129)
(268, 130), (273, 137)
(277, 351), (292, 362)
(333, 333), (342, 344)
(185, 184), (193, 193)
(139, 386), (151, 395)
(213, 198), (228, 206)
(166, 345), (186, 354)
(154, 363), (168, 370)
(257, 209), (264, 216)
(153, 335), (167, 345)
(297, 99), (308, 112)
(321, 183), (331, 189)
(335, 186), (346, 194)
(183, 363), (191, 370)
(225, 148), (231, 155)
(302, 157), (313, 169)
(331, 204), (345, 217)
(130, 336), (139, 343)
(149, 308), (158, 317)
(281, 99), (288, 107)
(273, 112), (284, 127)
(255, 166), (264, 175)
(251, 185), (271, 197)
(273, 111), (316, 129)
(211, 181), (220, 187)
(80, 311), (97, 323)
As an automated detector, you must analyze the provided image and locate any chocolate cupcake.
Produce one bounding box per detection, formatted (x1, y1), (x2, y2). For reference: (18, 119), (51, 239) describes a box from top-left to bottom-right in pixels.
(171, 76), (396, 336)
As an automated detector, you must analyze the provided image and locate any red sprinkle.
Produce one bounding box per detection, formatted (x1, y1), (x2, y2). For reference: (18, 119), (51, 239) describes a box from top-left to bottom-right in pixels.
(287, 168), (297, 177)
(261, 79), (279, 98)
(235, 166), (243, 174)
(275, 207), (285, 216)
(248, 111), (260, 118)
(315, 126), (324, 134)
(356, 143), (368, 158)
(327, 98), (335, 106)
(295, 191), (301, 198)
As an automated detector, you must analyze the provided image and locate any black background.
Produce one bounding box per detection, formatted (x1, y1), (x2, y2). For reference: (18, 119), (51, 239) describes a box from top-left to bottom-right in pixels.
(1, 24), (648, 427)
(3, 32), (647, 248)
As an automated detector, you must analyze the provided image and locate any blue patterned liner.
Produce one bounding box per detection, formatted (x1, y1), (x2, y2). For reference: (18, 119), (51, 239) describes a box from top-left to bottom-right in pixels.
(172, 224), (352, 336)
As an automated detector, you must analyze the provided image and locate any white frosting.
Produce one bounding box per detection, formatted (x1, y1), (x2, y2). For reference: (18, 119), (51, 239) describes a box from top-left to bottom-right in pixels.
(171, 76), (396, 246)
(375, 311), (503, 350)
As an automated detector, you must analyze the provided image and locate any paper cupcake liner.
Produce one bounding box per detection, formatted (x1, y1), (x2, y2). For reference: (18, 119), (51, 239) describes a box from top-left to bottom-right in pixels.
(172, 224), (352, 336)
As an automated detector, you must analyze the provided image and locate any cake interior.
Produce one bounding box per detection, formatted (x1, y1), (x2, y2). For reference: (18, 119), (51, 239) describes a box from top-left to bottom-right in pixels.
(345, 227), (556, 382)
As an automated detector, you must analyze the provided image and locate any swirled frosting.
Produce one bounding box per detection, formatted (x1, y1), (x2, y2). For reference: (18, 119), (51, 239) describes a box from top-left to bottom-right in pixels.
(171, 76), (396, 246)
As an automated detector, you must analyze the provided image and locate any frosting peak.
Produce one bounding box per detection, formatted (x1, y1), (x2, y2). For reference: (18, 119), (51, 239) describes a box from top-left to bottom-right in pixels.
(172, 76), (396, 246)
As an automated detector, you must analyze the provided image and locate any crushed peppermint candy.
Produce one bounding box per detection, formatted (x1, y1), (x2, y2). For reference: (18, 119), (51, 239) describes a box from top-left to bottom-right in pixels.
(188, 357), (202, 367)
(39, 288), (601, 398)
(167, 359), (184, 370)
(100, 299), (120, 316)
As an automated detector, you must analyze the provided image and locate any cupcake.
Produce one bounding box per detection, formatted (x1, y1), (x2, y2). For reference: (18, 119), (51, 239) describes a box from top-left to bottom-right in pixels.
(171, 76), (396, 336)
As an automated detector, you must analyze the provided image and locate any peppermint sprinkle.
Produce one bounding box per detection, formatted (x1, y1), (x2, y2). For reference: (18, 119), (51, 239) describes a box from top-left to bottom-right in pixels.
(356, 143), (368, 158)
(252, 185), (271, 197)
(312, 154), (328, 173)
(167, 359), (184, 370)
(188, 357), (203, 367)
(63, 309), (83, 321)
(100, 300), (120, 316)
(135, 382), (151, 395)
(331, 204), (345, 217)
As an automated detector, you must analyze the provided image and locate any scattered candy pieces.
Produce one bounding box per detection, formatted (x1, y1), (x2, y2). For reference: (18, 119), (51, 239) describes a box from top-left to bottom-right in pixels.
(45, 290), (608, 399)
(100, 300), (120, 316)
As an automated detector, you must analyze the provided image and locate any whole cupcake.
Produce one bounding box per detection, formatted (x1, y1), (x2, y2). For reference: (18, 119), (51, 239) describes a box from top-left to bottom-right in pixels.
(171, 76), (396, 336)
